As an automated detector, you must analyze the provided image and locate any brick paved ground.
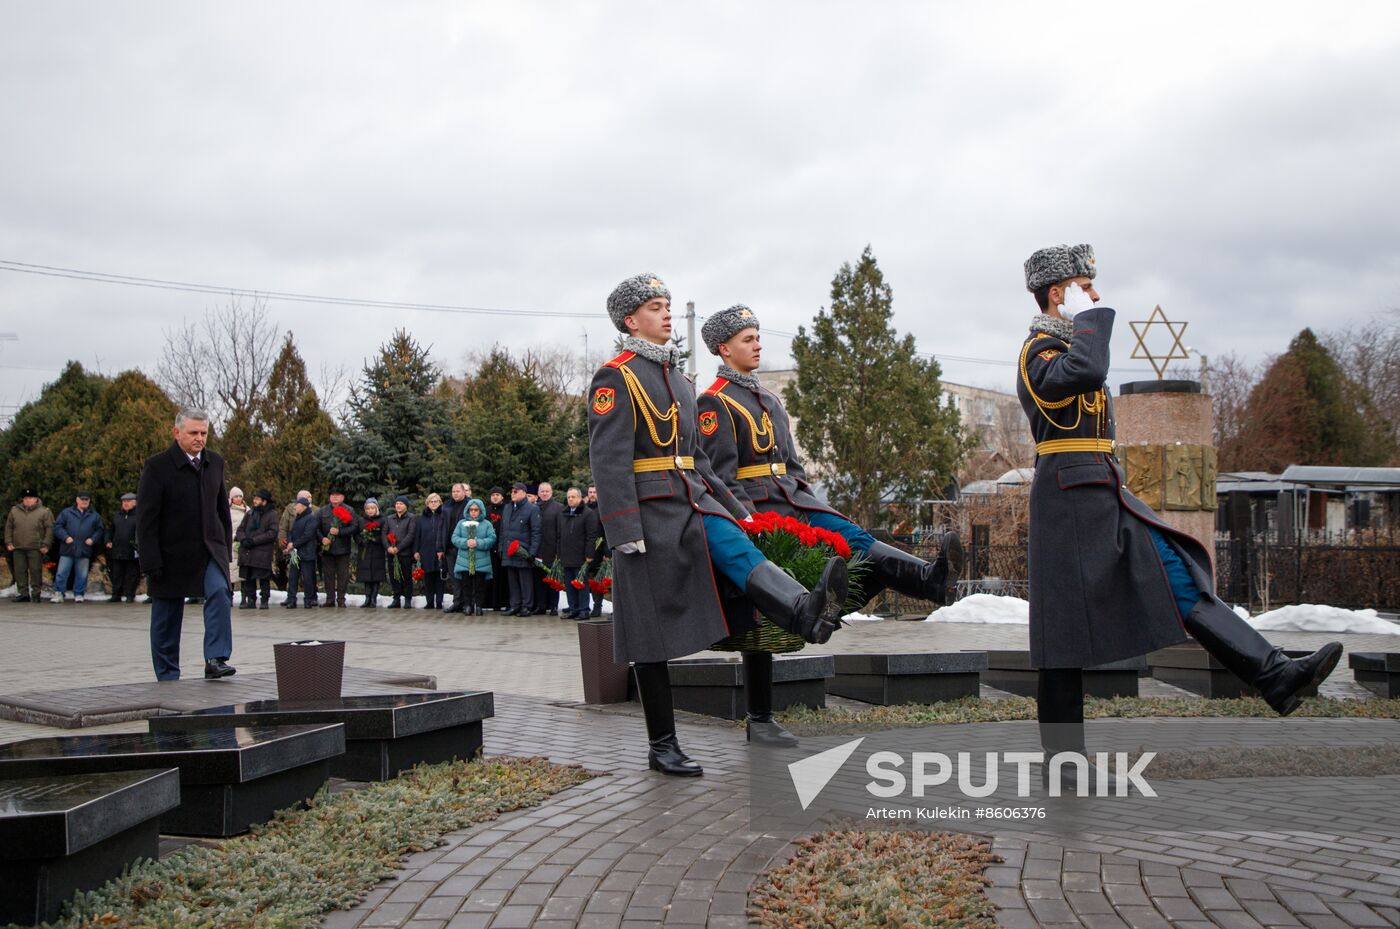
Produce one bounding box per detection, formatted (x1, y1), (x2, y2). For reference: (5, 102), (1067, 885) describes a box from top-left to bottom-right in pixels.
(1, 599), (1397, 927)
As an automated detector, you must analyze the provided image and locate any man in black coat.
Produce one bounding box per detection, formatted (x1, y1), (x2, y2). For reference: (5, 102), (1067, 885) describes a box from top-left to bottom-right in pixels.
(557, 486), (600, 619)
(105, 492), (141, 602)
(442, 482), (472, 612)
(485, 487), (508, 611)
(316, 487), (360, 608)
(136, 410), (235, 681)
(532, 481), (564, 614)
(497, 482), (541, 616)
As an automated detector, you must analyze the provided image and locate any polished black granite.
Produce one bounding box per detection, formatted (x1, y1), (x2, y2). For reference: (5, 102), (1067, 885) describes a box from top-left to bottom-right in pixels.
(664, 657), (832, 720)
(1, 769), (179, 926)
(978, 650), (1143, 698)
(1350, 652), (1400, 698)
(0, 725), (344, 836)
(0, 724), (345, 784)
(148, 691), (494, 739)
(147, 692), (494, 781)
(829, 652), (986, 705)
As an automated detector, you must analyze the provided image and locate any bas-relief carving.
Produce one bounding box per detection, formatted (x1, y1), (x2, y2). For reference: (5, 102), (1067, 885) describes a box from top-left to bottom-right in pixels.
(1119, 444), (1216, 512)
(1122, 445), (1163, 510)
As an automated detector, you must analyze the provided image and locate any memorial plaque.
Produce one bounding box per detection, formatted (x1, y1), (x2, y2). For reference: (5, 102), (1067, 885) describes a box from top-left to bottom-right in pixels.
(150, 692), (494, 781)
(0, 725), (344, 837)
(664, 656), (833, 720)
(1122, 444), (1163, 510)
(977, 650), (1143, 698)
(1164, 444), (1203, 511)
(0, 769), (179, 926)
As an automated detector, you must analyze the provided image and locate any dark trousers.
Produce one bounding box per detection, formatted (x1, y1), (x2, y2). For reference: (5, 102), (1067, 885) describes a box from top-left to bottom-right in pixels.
(563, 565), (586, 614)
(297, 557), (318, 605)
(110, 558), (141, 600)
(149, 558), (232, 681)
(421, 564), (445, 607)
(455, 572), (486, 610)
(1037, 667), (1085, 754)
(506, 566), (533, 611)
(239, 566), (271, 604)
(321, 552), (351, 605)
(287, 559), (313, 604)
(534, 572), (558, 613)
(390, 554), (415, 602)
(11, 549), (42, 598)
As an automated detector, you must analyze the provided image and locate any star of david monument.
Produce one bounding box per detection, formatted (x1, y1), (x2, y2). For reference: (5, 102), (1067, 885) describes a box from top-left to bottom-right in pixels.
(1114, 305), (1219, 564)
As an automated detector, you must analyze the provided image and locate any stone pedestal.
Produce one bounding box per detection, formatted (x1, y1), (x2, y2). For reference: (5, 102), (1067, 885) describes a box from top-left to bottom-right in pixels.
(1115, 380), (1217, 567)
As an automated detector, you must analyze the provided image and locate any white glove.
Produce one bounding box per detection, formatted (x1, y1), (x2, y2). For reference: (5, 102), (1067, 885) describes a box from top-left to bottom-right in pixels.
(615, 539), (647, 554)
(1057, 282), (1095, 319)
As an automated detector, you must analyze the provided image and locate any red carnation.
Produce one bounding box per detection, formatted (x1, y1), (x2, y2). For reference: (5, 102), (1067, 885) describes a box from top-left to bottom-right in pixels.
(570, 579), (585, 589)
(411, 567), (426, 581)
(387, 532), (397, 544)
(333, 504), (354, 525)
(363, 520), (380, 531)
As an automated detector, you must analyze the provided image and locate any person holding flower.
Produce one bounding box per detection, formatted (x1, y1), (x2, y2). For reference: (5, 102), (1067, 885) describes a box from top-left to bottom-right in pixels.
(317, 487), (360, 608)
(383, 495), (417, 608)
(357, 498), (387, 608)
(450, 497), (495, 615)
(287, 498), (321, 609)
(557, 486), (599, 619)
(415, 492), (449, 610)
(497, 482), (540, 616)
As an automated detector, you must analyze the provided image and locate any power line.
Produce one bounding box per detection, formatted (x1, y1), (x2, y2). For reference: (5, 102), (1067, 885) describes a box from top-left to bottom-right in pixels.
(0, 259), (597, 320)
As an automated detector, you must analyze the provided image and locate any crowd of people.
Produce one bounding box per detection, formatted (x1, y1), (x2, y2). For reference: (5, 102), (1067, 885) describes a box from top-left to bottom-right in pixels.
(4, 479), (607, 619)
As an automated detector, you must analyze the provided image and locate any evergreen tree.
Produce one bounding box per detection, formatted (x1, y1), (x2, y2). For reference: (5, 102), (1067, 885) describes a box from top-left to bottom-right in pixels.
(239, 333), (338, 506)
(447, 347), (589, 489)
(316, 330), (453, 500)
(0, 365), (175, 516)
(783, 246), (972, 526)
(1232, 328), (1396, 470)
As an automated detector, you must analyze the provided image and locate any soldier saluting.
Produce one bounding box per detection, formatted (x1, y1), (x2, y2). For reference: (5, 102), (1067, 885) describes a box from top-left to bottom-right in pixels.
(1017, 244), (1341, 780)
(588, 274), (849, 777)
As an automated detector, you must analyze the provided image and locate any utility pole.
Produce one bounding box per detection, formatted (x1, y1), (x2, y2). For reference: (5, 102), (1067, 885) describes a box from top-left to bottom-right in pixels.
(686, 301), (696, 378)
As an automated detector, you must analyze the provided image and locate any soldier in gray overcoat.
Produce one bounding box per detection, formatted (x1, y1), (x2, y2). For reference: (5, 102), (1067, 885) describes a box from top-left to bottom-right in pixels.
(588, 273), (850, 777)
(1017, 244), (1341, 776)
(696, 305), (951, 747)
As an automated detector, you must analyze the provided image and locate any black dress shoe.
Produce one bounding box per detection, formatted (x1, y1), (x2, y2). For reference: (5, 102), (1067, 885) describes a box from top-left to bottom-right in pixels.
(12, 595), (31, 603)
(204, 659), (236, 679)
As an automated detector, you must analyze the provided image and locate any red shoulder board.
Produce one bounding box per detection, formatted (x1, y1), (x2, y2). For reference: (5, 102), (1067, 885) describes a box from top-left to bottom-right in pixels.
(603, 350), (636, 369)
(703, 377), (729, 396)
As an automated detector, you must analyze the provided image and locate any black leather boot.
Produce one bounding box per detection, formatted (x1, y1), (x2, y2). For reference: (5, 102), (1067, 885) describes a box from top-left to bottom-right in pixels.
(743, 651), (800, 747)
(1184, 598), (1342, 716)
(1035, 667), (1109, 794)
(743, 557), (847, 645)
(633, 661), (703, 777)
(864, 541), (948, 603)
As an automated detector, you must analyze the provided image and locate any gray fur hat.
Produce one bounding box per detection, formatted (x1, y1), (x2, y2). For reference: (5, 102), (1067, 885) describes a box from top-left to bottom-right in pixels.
(1024, 243), (1097, 292)
(606, 273), (671, 332)
(701, 304), (760, 355)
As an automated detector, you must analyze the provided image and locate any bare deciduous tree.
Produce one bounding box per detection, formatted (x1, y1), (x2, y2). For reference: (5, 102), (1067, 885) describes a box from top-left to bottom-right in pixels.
(155, 297), (278, 430)
(1325, 315), (1400, 449)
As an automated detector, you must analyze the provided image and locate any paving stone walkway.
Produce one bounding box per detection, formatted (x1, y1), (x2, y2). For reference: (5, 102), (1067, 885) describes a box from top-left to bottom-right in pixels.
(1, 600), (1397, 927)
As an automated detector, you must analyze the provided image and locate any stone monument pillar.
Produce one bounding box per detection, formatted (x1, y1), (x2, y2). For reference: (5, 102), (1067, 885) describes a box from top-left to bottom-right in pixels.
(1114, 380), (1218, 572)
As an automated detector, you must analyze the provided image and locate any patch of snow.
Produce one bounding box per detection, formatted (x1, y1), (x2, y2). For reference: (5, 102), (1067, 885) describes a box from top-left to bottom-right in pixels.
(1246, 603), (1400, 636)
(925, 594), (1029, 625)
(841, 611), (882, 622)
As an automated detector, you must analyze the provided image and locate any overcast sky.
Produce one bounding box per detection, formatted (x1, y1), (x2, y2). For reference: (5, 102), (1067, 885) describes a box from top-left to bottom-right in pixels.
(2, 1), (1398, 421)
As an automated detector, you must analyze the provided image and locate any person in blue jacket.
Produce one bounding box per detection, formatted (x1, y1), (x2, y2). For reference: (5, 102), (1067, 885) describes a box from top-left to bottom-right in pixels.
(288, 499), (321, 609)
(52, 492), (106, 603)
(450, 498), (496, 616)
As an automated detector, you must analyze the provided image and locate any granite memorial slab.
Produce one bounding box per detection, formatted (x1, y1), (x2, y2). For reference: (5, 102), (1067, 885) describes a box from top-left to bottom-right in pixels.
(976, 650), (1144, 698)
(1147, 644), (1319, 698)
(1348, 652), (1400, 698)
(0, 768), (180, 926)
(828, 652), (988, 705)
(149, 691), (494, 781)
(661, 656), (833, 720)
(0, 724), (344, 837)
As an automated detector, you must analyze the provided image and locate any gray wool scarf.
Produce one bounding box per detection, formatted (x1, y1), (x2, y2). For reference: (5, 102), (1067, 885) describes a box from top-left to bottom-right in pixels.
(717, 365), (761, 392)
(622, 336), (684, 368)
